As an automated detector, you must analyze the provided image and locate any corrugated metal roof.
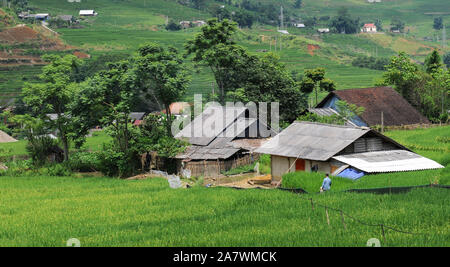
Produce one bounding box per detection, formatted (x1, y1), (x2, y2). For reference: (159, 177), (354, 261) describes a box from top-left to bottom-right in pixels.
(175, 106), (247, 146)
(79, 10), (95, 15)
(333, 150), (444, 173)
(309, 107), (338, 117)
(255, 121), (370, 161)
(129, 112), (145, 121)
(175, 145), (239, 160)
(231, 138), (269, 152)
(57, 15), (73, 21)
(308, 108), (357, 127)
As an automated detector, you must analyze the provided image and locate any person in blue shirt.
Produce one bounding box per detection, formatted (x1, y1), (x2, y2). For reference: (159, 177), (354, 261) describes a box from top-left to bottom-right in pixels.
(320, 174), (332, 192)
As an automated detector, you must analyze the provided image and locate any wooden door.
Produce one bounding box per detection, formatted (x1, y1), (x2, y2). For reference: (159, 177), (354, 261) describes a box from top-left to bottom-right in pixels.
(295, 159), (305, 171)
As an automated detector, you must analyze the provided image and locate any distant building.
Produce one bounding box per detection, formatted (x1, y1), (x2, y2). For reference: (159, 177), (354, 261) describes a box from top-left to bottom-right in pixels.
(361, 23), (377, 33)
(18, 12), (35, 19)
(57, 15), (73, 23)
(293, 23), (305, 28)
(367, 0), (382, 3)
(256, 121), (443, 181)
(317, 28), (330, 33)
(35, 13), (50, 21)
(180, 20), (206, 29)
(179, 21), (191, 29)
(174, 106), (274, 177)
(192, 20), (206, 27)
(79, 10), (98, 16)
(314, 87), (430, 127)
(162, 102), (190, 119)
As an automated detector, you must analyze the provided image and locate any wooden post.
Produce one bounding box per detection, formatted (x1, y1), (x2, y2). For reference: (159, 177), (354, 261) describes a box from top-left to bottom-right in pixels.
(310, 198), (314, 210)
(381, 112), (384, 133)
(340, 211), (347, 230)
(380, 224), (386, 243)
(325, 206), (330, 226)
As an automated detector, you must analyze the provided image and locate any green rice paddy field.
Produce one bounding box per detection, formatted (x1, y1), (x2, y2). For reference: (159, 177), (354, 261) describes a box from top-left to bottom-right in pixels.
(0, 176), (448, 247)
(0, 125), (448, 247)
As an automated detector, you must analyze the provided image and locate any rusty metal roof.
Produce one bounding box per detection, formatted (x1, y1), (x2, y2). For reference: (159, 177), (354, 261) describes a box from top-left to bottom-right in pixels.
(317, 87), (430, 126)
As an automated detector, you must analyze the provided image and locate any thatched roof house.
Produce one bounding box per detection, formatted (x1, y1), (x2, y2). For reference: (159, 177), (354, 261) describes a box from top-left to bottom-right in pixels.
(315, 87), (430, 127)
(256, 121), (443, 181)
(174, 105), (274, 177)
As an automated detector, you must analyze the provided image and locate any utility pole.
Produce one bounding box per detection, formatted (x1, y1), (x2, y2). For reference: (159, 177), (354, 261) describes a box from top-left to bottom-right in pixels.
(443, 23), (446, 49)
(280, 6), (284, 30)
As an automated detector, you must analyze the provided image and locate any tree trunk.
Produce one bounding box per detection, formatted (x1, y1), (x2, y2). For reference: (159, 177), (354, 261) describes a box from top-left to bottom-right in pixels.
(165, 103), (173, 136)
(315, 86), (318, 106)
(56, 113), (69, 161)
(62, 135), (69, 162)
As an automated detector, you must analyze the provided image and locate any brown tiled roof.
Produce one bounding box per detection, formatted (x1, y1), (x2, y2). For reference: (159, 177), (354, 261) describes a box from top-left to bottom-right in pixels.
(317, 87), (430, 126)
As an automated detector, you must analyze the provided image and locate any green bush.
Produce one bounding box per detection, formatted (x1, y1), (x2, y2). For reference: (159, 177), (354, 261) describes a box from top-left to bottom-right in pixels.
(66, 151), (101, 172)
(42, 164), (72, 177)
(258, 154), (271, 175)
(0, 160), (34, 177)
(26, 135), (62, 167)
(97, 143), (140, 177)
(440, 153), (450, 167)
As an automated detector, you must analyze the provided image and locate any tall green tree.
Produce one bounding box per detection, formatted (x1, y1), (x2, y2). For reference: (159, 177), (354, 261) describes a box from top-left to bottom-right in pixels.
(300, 68), (336, 105)
(330, 7), (360, 34)
(390, 19), (405, 32)
(134, 43), (190, 135)
(185, 18), (240, 104)
(22, 54), (82, 161)
(72, 60), (141, 177)
(444, 52), (450, 68)
(433, 17), (443, 30)
(379, 52), (449, 121)
(227, 53), (307, 122)
(424, 50), (443, 74)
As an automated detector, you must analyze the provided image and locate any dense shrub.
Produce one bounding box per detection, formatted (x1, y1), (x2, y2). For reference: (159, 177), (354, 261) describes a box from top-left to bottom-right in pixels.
(66, 151), (101, 172)
(165, 20), (181, 31)
(42, 164), (72, 177)
(96, 143), (140, 177)
(26, 135), (63, 167)
(352, 55), (389, 70)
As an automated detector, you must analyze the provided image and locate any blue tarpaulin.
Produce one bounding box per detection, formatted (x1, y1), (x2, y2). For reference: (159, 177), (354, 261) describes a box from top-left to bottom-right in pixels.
(337, 168), (365, 180)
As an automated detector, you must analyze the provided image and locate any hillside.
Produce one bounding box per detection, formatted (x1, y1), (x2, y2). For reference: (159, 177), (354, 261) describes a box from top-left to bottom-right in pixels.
(0, 0), (448, 104)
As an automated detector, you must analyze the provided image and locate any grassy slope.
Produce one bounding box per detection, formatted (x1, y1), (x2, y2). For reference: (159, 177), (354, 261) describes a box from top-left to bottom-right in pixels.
(0, 130), (112, 158)
(1, 0), (444, 100)
(0, 176), (448, 246)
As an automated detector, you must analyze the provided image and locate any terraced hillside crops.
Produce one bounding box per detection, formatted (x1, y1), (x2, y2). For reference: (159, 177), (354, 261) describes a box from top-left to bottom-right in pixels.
(1, 0), (446, 102)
